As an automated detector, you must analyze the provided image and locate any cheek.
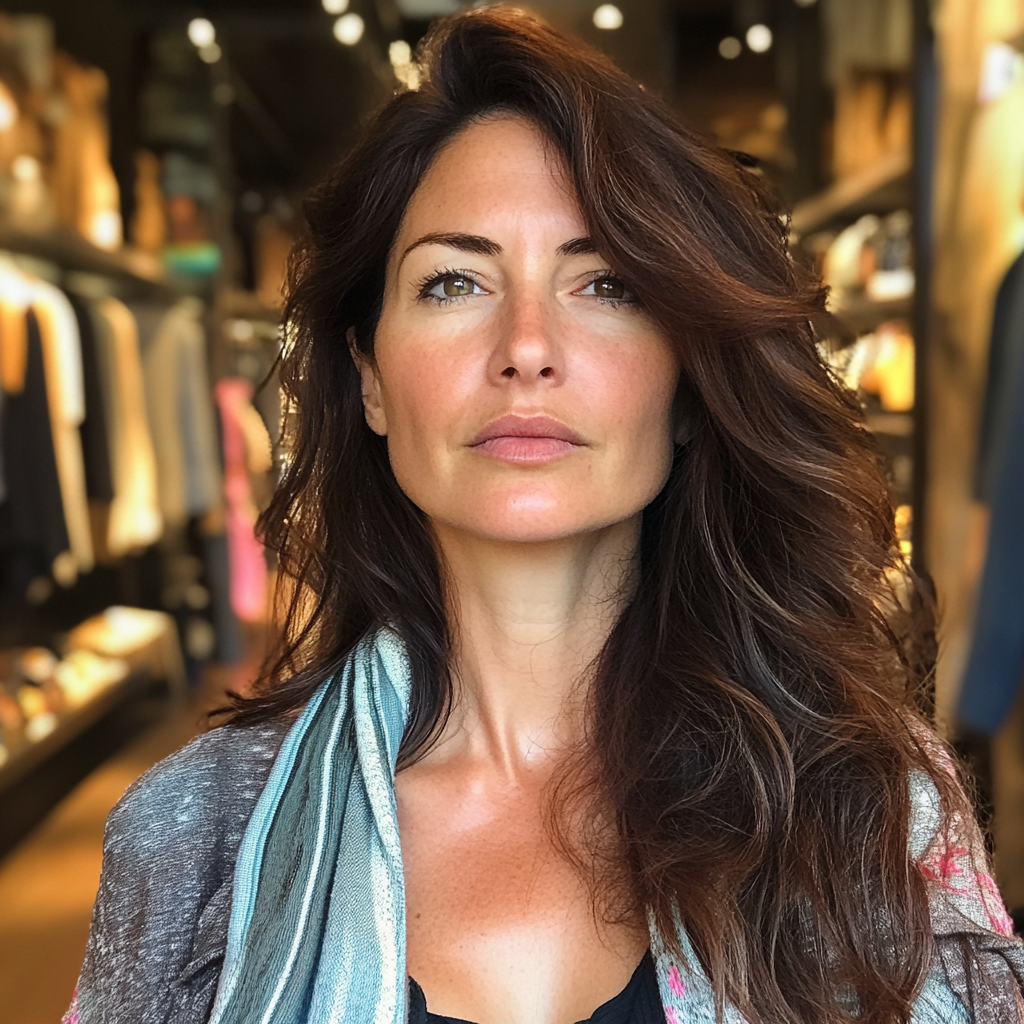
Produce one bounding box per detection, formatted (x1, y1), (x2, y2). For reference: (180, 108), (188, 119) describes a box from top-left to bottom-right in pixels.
(376, 334), (477, 440)
(583, 337), (678, 462)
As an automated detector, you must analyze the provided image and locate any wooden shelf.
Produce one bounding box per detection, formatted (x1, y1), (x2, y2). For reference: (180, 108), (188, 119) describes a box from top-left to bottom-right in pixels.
(791, 150), (911, 237)
(831, 293), (913, 334)
(867, 411), (914, 437)
(0, 670), (153, 796)
(0, 223), (182, 294)
(0, 669), (174, 858)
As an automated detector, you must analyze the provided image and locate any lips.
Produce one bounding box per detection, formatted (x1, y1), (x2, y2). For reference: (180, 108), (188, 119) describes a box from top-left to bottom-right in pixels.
(469, 415), (585, 464)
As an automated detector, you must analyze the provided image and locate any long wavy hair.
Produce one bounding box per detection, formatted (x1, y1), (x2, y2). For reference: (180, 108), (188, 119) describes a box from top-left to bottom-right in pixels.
(227, 8), (970, 1022)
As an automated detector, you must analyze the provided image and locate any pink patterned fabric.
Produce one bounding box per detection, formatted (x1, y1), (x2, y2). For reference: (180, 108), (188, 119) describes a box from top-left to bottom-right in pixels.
(918, 792), (1017, 939)
(61, 989), (79, 1023)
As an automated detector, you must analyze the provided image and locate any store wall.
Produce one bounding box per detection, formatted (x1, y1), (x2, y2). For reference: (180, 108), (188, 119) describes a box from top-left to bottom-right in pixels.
(929, 0), (1024, 724)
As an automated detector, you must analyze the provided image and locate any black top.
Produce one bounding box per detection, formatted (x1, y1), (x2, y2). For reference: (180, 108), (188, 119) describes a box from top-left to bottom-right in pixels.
(409, 951), (666, 1024)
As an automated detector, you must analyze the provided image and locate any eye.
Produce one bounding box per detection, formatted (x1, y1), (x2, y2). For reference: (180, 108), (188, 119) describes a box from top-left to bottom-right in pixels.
(420, 271), (485, 302)
(580, 274), (635, 303)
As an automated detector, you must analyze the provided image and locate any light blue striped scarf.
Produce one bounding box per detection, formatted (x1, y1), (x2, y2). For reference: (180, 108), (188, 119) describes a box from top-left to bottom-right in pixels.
(207, 629), (967, 1024)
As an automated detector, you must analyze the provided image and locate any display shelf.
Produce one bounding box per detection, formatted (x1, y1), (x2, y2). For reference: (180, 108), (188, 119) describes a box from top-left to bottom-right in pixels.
(0, 609), (186, 858)
(867, 411), (914, 437)
(0, 668), (155, 796)
(222, 287), (282, 320)
(790, 149), (911, 237)
(0, 668), (173, 859)
(0, 222), (181, 294)
(831, 293), (913, 334)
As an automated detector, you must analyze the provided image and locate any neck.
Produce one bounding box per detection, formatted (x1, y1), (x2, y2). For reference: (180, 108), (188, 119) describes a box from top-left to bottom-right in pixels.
(429, 517), (640, 776)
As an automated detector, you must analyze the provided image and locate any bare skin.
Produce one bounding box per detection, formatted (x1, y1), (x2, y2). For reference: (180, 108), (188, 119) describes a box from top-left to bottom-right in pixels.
(356, 116), (679, 1024)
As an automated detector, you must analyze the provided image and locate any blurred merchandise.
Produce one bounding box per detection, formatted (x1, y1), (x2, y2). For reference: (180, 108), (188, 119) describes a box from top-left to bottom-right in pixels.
(827, 320), (915, 414)
(0, 605), (185, 856)
(51, 51), (122, 250)
(820, 210), (915, 312)
(958, 249), (1024, 737)
(822, 0), (912, 180)
(130, 149), (167, 256)
(215, 377), (271, 623)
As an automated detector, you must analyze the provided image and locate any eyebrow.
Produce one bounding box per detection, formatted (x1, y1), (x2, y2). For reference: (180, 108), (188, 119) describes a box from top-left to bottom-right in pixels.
(397, 232), (598, 267)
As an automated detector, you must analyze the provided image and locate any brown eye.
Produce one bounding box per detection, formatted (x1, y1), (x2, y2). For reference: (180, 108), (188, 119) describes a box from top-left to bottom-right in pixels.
(586, 275), (632, 301)
(442, 275), (475, 297)
(594, 276), (624, 298)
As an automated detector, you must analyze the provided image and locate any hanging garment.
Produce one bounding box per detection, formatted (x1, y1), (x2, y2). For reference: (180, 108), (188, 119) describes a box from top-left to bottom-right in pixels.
(0, 265), (33, 507)
(67, 632), (1024, 1024)
(974, 250), (1024, 505)
(0, 310), (70, 601)
(67, 292), (114, 502)
(89, 296), (162, 556)
(214, 378), (268, 623)
(32, 278), (93, 575)
(134, 299), (221, 529)
(959, 250), (1024, 734)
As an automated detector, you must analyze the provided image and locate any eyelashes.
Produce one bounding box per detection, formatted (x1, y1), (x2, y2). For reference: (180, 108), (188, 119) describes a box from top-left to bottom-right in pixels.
(415, 267), (483, 305)
(413, 267), (639, 307)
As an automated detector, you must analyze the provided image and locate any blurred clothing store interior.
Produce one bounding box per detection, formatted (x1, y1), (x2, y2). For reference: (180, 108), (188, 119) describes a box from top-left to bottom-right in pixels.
(0, 0), (1023, 1020)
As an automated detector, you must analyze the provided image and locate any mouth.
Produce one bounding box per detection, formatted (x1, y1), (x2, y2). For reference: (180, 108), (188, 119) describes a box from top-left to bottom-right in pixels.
(469, 415), (585, 464)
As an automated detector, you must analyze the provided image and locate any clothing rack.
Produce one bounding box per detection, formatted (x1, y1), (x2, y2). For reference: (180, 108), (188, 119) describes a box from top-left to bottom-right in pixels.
(0, 222), (219, 856)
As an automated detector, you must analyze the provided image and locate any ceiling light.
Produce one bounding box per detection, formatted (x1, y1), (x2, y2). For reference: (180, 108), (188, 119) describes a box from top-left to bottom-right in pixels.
(188, 18), (216, 48)
(746, 23), (773, 53)
(334, 12), (365, 45)
(718, 36), (742, 59)
(592, 4), (623, 30)
(199, 42), (222, 63)
(794, 0), (818, 6)
(323, 0), (350, 11)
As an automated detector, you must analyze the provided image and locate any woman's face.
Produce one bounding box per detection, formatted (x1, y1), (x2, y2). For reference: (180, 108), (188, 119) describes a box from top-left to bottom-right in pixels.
(362, 116), (679, 544)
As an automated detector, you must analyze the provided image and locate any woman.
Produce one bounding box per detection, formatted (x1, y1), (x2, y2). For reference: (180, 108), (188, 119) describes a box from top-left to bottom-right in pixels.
(69, 8), (1023, 1024)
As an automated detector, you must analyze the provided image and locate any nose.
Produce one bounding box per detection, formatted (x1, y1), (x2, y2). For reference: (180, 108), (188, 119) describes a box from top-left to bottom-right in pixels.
(488, 285), (561, 383)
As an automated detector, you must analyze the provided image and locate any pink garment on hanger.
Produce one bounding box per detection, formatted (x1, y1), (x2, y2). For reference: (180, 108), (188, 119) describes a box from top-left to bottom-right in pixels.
(214, 378), (268, 623)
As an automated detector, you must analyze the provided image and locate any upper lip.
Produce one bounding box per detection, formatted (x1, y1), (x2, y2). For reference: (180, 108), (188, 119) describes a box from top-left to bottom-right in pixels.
(470, 415), (585, 446)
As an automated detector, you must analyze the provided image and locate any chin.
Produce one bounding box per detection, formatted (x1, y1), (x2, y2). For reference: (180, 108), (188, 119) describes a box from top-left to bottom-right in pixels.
(443, 502), (638, 545)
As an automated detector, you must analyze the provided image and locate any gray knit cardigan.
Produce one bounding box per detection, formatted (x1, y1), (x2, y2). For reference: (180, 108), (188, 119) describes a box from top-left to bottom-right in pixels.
(70, 719), (1024, 1024)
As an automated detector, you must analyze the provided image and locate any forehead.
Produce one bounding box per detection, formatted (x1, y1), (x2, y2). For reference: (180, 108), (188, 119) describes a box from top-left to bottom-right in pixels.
(395, 116), (583, 243)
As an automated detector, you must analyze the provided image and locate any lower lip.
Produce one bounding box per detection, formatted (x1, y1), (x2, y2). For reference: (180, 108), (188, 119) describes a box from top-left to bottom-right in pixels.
(471, 436), (581, 463)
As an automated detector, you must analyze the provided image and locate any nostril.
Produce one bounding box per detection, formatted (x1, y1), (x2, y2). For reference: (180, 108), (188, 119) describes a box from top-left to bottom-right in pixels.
(539, 366), (554, 378)
(501, 366), (516, 378)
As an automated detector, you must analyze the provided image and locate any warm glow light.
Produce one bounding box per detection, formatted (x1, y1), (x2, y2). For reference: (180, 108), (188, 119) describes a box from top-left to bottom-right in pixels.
(592, 4), (623, 30)
(90, 210), (123, 252)
(0, 85), (17, 132)
(199, 42), (222, 64)
(333, 12), (365, 45)
(718, 36), (742, 59)
(389, 39), (412, 66)
(12, 155), (40, 182)
(746, 23), (773, 53)
(794, 0), (818, 6)
(188, 18), (216, 48)
(389, 39), (420, 89)
(323, 0), (350, 11)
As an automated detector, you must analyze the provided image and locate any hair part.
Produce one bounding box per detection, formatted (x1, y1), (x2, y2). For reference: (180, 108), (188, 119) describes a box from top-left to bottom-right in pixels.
(226, 9), (969, 1022)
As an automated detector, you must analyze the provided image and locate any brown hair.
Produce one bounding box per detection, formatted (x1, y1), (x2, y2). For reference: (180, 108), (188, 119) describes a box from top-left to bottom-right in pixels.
(230, 8), (971, 1021)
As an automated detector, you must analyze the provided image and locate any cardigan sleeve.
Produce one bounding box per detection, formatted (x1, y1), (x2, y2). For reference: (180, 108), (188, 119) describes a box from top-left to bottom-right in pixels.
(72, 719), (288, 1024)
(911, 765), (1024, 1022)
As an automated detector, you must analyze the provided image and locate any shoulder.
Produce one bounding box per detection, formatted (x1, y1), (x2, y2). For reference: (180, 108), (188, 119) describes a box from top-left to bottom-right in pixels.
(75, 718), (291, 1024)
(104, 716), (290, 865)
